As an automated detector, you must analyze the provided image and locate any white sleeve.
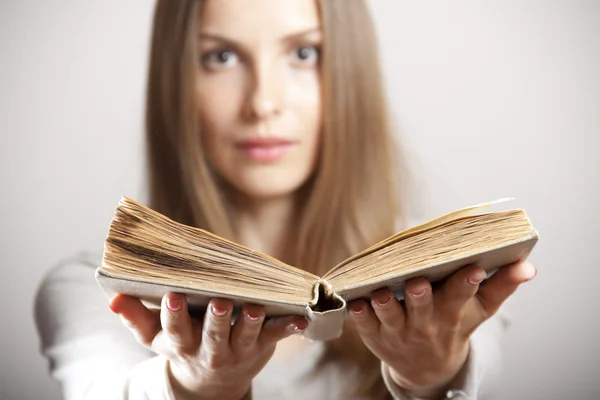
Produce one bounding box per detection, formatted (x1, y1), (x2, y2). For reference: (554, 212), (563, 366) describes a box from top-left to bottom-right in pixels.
(381, 309), (510, 400)
(34, 255), (178, 400)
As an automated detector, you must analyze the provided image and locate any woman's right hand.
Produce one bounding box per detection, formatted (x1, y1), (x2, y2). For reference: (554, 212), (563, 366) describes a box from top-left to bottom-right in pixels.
(109, 293), (307, 400)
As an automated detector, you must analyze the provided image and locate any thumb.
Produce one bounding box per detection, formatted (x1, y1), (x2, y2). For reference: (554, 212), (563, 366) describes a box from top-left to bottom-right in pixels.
(258, 316), (308, 346)
(109, 294), (161, 347)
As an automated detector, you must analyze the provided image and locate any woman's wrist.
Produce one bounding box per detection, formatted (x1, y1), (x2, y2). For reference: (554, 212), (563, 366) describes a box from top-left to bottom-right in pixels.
(388, 367), (454, 399)
(387, 342), (470, 400)
(167, 360), (251, 400)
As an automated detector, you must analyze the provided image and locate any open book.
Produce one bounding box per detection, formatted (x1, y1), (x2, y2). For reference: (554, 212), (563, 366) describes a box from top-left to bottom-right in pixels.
(96, 197), (539, 341)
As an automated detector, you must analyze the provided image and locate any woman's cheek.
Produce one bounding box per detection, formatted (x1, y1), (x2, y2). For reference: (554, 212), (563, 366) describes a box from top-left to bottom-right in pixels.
(198, 78), (241, 130)
(288, 67), (321, 105)
(196, 80), (239, 177)
(291, 70), (322, 160)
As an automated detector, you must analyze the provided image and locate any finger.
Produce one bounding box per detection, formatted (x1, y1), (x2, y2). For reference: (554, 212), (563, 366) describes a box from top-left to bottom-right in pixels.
(230, 304), (265, 355)
(200, 298), (233, 357)
(435, 265), (487, 323)
(258, 315), (307, 346)
(370, 288), (405, 334)
(160, 293), (195, 352)
(404, 278), (433, 338)
(476, 261), (537, 317)
(348, 299), (380, 341)
(109, 294), (160, 347)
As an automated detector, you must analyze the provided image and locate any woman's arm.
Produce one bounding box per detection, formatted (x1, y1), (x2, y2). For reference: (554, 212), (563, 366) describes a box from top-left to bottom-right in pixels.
(381, 309), (509, 399)
(34, 257), (173, 399)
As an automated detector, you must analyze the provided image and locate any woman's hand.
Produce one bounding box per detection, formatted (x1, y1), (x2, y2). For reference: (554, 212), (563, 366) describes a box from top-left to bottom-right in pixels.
(109, 293), (307, 400)
(348, 261), (537, 398)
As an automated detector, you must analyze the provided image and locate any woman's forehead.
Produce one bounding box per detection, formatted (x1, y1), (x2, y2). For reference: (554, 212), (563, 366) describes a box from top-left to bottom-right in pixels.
(198, 0), (321, 41)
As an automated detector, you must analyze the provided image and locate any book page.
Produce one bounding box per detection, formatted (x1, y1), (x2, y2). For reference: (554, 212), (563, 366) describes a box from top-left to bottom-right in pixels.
(101, 197), (319, 304)
(322, 198), (515, 279)
(323, 209), (535, 291)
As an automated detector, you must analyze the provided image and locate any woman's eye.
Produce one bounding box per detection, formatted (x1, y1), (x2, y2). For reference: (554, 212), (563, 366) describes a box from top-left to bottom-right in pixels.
(201, 50), (239, 70)
(291, 45), (320, 66)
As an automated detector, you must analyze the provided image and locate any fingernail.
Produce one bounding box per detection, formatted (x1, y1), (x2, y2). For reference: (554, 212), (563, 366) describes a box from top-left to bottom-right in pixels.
(167, 297), (182, 311)
(211, 304), (228, 316)
(409, 288), (427, 297)
(108, 295), (122, 314)
(374, 296), (392, 307)
(468, 275), (485, 285)
(288, 323), (306, 332)
(349, 303), (364, 314)
(108, 300), (118, 314)
(524, 264), (537, 281)
(245, 310), (261, 321)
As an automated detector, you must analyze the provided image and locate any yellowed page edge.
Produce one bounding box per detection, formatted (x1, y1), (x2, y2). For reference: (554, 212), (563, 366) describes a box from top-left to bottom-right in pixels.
(96, 267), (313, 308)
(115, 196), (321, 282)
(334, 231), (538, 299)
(323, 198), (515, 277)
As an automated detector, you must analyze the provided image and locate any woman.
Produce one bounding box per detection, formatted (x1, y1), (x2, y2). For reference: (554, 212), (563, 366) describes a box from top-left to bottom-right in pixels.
(35, 1), (537, 399)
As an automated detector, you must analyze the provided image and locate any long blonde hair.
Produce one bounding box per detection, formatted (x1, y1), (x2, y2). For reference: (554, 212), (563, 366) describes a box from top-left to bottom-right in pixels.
(146, 1), (408, 398)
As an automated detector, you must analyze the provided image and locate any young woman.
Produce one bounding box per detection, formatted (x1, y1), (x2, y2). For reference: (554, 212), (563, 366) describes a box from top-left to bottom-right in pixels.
(35, 1), (537, 399)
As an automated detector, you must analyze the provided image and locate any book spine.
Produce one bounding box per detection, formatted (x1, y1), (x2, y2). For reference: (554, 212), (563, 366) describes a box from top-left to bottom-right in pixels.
(302, 280), (347, 341)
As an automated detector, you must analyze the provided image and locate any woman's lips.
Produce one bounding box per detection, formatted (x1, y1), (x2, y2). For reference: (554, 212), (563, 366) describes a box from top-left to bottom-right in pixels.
(235, 137), (296, 162)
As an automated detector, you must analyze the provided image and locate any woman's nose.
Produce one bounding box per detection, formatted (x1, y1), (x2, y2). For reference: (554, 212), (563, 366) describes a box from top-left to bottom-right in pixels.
(244, 59), (285, 121)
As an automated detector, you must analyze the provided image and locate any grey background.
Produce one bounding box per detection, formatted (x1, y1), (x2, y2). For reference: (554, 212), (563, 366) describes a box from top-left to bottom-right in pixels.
(1, 1), (598, 399)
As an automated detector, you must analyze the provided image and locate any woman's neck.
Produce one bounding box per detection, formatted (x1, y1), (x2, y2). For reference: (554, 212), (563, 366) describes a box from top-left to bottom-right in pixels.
(231, 193), (311, 360)
(233, 194), (298, 263)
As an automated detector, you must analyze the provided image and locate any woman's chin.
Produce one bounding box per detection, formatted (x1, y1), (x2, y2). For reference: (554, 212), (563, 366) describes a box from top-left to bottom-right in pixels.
(231, 179), (308, 202)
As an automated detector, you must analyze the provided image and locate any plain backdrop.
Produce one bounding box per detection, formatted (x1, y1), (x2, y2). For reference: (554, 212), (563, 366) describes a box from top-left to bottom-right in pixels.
(1, 1), (598, 399)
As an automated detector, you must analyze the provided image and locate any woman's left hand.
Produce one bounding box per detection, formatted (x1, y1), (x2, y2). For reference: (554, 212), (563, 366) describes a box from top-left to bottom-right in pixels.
(347, 261), (537, 398)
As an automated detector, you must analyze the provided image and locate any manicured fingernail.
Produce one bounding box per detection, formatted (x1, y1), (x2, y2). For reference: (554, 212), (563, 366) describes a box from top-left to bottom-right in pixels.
(167, 297), (182, 311)
(524, 264), (537, 280)
(349, 303), (364, 314)
(245, 310), (261, 321)
(108, 299), (118, 314)
(288, 323), (306, 332)
(468, 276), (485, 285)
(211, 304), (228, 316)
(409, 288), (427, 297)
(108, 295), (123, 314)
(375, 296), (392, 307)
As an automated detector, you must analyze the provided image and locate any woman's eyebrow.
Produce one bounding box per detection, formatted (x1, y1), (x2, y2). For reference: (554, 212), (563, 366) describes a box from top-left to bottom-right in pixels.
(281, 27), (322, 42)
(197, 32), (248, 58)
(198, 32), (239, 47)
(197, 27), (322, 47)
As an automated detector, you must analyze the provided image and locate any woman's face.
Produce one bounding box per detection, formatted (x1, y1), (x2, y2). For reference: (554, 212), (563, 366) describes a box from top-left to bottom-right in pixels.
(196, 0), (322, 200)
